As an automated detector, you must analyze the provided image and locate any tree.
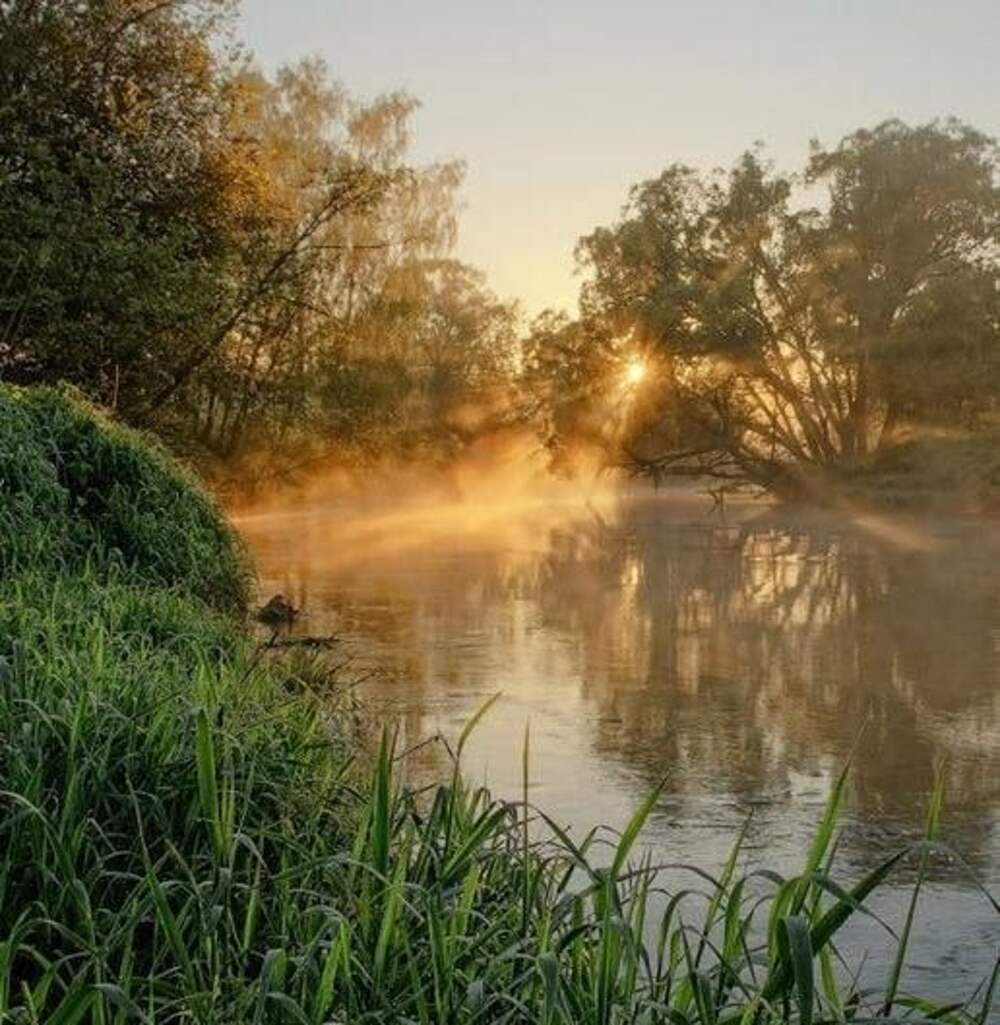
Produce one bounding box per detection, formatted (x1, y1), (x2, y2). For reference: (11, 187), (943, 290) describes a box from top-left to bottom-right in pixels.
(520, 311), (657, 477)
(562, 120), (1000, 497)
(0, 1), (391, 429)
(183, 60), (476, 469)
(0, 0), (240, 405)
(806, 120), (1000, 444)
(395, 259), (518, 426)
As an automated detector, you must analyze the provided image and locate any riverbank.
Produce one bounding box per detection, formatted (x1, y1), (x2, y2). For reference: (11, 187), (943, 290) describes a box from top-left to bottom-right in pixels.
(0, 384), (993, 1023)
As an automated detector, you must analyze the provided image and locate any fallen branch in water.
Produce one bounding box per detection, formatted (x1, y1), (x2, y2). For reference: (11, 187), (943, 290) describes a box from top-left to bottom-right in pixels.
(260, 634), (339, 651)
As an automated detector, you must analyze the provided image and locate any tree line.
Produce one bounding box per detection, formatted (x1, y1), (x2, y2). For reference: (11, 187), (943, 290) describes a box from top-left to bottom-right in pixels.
(0, 0), (517, 484)
(3, 0), (998, 500)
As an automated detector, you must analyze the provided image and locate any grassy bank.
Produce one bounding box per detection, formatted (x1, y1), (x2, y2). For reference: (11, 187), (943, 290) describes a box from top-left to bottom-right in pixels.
(0, 385), (995, 1024)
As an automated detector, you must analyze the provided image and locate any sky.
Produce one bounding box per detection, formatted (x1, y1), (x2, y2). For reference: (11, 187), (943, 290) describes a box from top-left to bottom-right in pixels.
(238, 0), (1000, 317)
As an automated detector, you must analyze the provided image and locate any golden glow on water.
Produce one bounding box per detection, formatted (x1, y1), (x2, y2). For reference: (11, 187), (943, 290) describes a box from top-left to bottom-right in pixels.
(238, 490), (1000, 990)
(240, 491), (1000, 827)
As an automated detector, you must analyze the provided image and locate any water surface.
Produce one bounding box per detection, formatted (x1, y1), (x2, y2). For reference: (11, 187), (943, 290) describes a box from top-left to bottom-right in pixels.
(238, 490), (1000, 1002)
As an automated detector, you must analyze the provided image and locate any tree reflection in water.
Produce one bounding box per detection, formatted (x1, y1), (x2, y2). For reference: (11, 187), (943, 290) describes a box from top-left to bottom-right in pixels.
(530, 502), (1000, 874)
(241, 495), (1000, 879)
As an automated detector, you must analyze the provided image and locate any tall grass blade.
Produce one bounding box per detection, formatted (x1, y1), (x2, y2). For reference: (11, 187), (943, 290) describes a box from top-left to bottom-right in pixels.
(780, 915), (815, 1025)
(611, 780), (665, 880)
(43, 987), (97, 1025)
(457, 691), (502, 759)
(881, 764), (946, 1017)
(195, 707), (224, 860)
(977, 955), (999, 1025)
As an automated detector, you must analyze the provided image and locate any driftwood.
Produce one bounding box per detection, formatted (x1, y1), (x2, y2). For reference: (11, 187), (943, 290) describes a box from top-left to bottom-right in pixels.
(261, 634), (339, 651)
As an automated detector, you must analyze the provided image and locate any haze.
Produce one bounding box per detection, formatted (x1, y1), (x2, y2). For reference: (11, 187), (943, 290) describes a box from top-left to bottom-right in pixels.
(5, 1), (1000, 1017)
(239, 0), (1000, 315)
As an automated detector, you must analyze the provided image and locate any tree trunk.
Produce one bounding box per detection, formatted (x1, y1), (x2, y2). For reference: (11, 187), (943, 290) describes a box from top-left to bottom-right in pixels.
(851, 356), (869, 459)
(876, 400), (900, 452)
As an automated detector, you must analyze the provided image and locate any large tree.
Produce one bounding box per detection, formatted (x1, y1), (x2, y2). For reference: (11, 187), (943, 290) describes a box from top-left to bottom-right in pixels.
(182, 58), (466, 465)
(546, 119), (1000, 496)
(0, 1), (389, 426)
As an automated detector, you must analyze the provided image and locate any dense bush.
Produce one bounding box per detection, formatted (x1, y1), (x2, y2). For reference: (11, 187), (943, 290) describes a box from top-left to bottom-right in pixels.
(0, 384), (250, 612)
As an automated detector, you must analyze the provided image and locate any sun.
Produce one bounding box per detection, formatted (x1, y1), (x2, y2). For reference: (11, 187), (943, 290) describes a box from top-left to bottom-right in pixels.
(624, 358), (646, 386)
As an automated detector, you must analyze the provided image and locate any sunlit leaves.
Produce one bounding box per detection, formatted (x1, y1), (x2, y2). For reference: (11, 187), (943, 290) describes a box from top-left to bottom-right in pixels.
(544, 119), (1000, 497)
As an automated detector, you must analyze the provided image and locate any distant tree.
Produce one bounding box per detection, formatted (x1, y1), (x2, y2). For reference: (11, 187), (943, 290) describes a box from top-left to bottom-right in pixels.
(559, 119), (1000, 496)
(183, 60), (484, 470)
(806, 121), (1000, 442)
(398, 259), (518, 421)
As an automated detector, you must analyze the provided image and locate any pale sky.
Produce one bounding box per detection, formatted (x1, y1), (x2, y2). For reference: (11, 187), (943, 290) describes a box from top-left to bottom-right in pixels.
(239, 0), (1000, 317)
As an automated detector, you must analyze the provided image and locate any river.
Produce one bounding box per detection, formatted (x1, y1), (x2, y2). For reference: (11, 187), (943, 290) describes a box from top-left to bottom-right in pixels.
(236, 488), (1000, 1006)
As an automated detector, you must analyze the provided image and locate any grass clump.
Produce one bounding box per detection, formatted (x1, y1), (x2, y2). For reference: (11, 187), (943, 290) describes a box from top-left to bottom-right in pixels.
(0, 385), (995, 1023)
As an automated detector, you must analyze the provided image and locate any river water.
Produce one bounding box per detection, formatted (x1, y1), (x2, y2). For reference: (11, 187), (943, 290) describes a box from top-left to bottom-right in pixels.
(236, 489), (1000, 1005)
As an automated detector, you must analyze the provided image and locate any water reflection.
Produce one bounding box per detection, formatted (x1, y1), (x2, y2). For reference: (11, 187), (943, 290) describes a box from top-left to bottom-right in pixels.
(539, 505), (1000, 868)
(238, 492), (1000, 883)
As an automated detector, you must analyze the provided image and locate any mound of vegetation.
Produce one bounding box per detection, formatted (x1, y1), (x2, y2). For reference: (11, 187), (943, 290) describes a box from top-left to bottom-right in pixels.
(0, 384), (250, 612)
(0, 387), (994, 1023)
(840, 427), (1000, 513)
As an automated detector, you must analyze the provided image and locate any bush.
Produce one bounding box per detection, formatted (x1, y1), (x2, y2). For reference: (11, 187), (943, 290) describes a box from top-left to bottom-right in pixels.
(0, 384), (250, 612)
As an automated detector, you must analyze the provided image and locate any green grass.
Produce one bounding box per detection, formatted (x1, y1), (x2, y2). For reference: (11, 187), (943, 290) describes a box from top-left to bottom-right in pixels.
(0, 386), (996, 1023)
(0, 383), (250, 612)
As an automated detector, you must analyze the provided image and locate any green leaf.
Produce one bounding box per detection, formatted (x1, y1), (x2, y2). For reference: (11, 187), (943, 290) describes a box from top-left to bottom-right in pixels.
(611, 780), (666, 880)
(779, 916), (814, 1025)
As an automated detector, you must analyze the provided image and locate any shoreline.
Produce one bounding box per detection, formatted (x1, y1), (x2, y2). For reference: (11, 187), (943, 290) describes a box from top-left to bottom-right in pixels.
(1, 385), (995, 1023)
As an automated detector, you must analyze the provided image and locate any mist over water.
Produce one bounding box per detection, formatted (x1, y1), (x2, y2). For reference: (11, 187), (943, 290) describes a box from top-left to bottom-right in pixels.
(237, 484), (1000, 1000)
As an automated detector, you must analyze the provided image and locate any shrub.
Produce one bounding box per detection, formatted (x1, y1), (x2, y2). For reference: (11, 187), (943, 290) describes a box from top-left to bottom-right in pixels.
(0, 384), (250, 612)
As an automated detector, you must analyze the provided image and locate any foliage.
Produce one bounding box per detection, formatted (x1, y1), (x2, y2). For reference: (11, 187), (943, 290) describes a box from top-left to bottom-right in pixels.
(176, 61), (466, 468)
(0, 383), (250, 612)
(526, 120), (1000, 497)
(520, 310), (671, 478)
(0, 0), (248, 408)
(0, 0), (399, 427)
(0, 0), (518, 479)
(0, 386), (994, 1023)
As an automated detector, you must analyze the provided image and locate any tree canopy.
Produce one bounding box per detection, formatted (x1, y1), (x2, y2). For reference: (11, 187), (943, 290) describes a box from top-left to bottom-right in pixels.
(527, 119), (1000, 497)
(0, 0), (518, 484)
